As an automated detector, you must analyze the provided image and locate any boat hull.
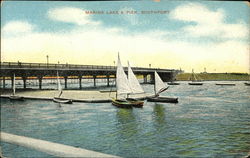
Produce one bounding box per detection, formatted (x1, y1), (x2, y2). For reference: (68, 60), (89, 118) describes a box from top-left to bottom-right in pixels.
(244, 82), (250, 86)
(112, 99), (143, 108)
(215, 83), (235, 86)
(126, 98), (144, 108)
(147, 96), (178, 103)
(188, 82), (203, 85)
(9, 95), (24, 101)
(53, 97), (73, 104)
(167, 82), (180, 85)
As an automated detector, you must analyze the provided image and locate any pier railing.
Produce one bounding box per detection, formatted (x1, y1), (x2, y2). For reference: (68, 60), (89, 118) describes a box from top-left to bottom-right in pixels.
(0, 62), (176, 72)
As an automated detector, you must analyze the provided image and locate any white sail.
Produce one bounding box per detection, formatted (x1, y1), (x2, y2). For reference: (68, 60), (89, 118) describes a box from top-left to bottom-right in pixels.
(116, 54), (132, 96)
(128, 62), (144, 94)
(56, 71), (63, 97)
(154, 71), (168, 95)
(13, 73), (16, 95)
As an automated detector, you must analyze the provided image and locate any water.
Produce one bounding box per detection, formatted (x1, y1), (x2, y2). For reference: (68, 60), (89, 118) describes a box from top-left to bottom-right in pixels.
(1, 81), (250, 157)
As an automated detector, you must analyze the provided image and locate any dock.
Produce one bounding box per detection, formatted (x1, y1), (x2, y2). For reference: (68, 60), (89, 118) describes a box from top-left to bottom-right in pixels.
(0, 90), (148, 103)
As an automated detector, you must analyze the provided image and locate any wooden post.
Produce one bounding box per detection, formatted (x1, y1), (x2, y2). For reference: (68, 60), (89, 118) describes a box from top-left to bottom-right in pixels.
(79, 76), (82, 89)
(22, 77), (27, 89)
(3, 76), (5, 89)
(143, 74), (147, 83)
(93, 75), (96, 87)
(11, 76), (14, 89)
(150, 73), (155, 84)
(107, 75), (110, 87)
(64, 76), (68, 89)
(38, 76), (43, 90)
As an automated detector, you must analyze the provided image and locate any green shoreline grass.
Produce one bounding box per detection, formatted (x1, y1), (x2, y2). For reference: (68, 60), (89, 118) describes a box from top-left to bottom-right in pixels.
(176, 73), (249, 81)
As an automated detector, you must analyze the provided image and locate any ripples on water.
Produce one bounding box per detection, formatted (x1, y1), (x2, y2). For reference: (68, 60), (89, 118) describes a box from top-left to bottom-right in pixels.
(1, 81), (250, 157)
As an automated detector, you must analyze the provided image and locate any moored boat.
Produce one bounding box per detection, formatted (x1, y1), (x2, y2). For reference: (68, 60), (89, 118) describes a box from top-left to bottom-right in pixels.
(188, 69), (203, 85)
(9, 95), (24, 101)
(215, 83), (235, 86)
(111, 53), (144, 108)
(167, 82), (180, 85)
(53, 97), (73, 104)
(147, 71), (178, 103)
(188, 82), (203, 85)
(244, 82), (250, 86)
(147, 96), (178, 103)
(53, 71), (73, 104)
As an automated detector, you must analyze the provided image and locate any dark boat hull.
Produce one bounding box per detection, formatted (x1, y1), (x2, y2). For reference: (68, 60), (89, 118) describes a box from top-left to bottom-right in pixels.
(9, 95), (24, 101)
(215, 83), (235, 86)
(53, 97), (73, 104)
(112, 99), (143, 108)
(167, 82), (180, 85)
(147, 96), (178, 103)
(244, 82), (250, 86)
(188, 82), (203, 85)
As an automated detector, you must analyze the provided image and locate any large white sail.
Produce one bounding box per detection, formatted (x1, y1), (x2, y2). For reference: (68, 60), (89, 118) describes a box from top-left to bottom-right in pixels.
(128, 62), (144, 94)
(116, 54), (132, 96)
(13, 73), (16, 95)
(154, 71), (168, 95)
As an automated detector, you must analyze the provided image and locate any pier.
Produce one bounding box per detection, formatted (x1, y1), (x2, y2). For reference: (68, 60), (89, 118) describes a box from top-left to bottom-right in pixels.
(0, 62), (178, 90)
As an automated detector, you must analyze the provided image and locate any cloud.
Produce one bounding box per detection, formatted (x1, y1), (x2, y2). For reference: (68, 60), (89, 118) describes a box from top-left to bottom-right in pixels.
(48, 7), (100, 26)
(1, 6), (249, 73)
(170, 3), (249, 40)
(2, 21), (34, 35)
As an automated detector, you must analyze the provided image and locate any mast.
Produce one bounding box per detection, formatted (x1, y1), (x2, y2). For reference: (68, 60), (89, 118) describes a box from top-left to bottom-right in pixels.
(57, 71), (63, 97)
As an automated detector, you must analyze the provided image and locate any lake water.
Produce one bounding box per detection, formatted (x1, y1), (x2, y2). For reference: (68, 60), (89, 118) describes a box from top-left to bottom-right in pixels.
(1, 81), (250, 157)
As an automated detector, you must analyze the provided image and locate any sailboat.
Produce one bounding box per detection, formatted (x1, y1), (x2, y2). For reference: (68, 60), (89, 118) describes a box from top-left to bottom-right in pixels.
(126, 62), (145, 108)
(111, 54), (144, 108)
(188, 69), (203, 85)
(147, 71), (178, 103)
(53, 71), (73, 104)
(9, 73), (24, 100)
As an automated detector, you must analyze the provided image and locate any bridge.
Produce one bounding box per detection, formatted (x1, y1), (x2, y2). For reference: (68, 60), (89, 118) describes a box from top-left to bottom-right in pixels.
(0, 62), (179, 89)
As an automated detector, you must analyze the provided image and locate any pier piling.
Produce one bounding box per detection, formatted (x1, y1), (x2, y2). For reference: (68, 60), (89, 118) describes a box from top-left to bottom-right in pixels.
(64, 76), (68, 89)
(79, 76), (82, 89)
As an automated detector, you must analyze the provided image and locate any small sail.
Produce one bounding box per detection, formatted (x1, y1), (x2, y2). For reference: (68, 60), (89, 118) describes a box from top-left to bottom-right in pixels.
(128, 62), (144, 94)
(116, 54), (132, 96)
(13, 73), (16, 95)
(56, 71), (63, 97)
(154, 71), (168, 95)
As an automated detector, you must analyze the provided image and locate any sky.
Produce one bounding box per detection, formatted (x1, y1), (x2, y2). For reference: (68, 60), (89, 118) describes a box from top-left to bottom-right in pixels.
(1, 1), (250, 73)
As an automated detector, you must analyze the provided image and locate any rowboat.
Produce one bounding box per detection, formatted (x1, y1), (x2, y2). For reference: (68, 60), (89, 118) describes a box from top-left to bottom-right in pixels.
(53, 97), (73, 104)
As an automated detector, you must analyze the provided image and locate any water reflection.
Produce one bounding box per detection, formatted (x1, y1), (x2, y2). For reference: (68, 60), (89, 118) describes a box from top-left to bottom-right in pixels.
(152, 103), (166, 126)
(115, 109), (138, 139)
(115, 108), (139, 155)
